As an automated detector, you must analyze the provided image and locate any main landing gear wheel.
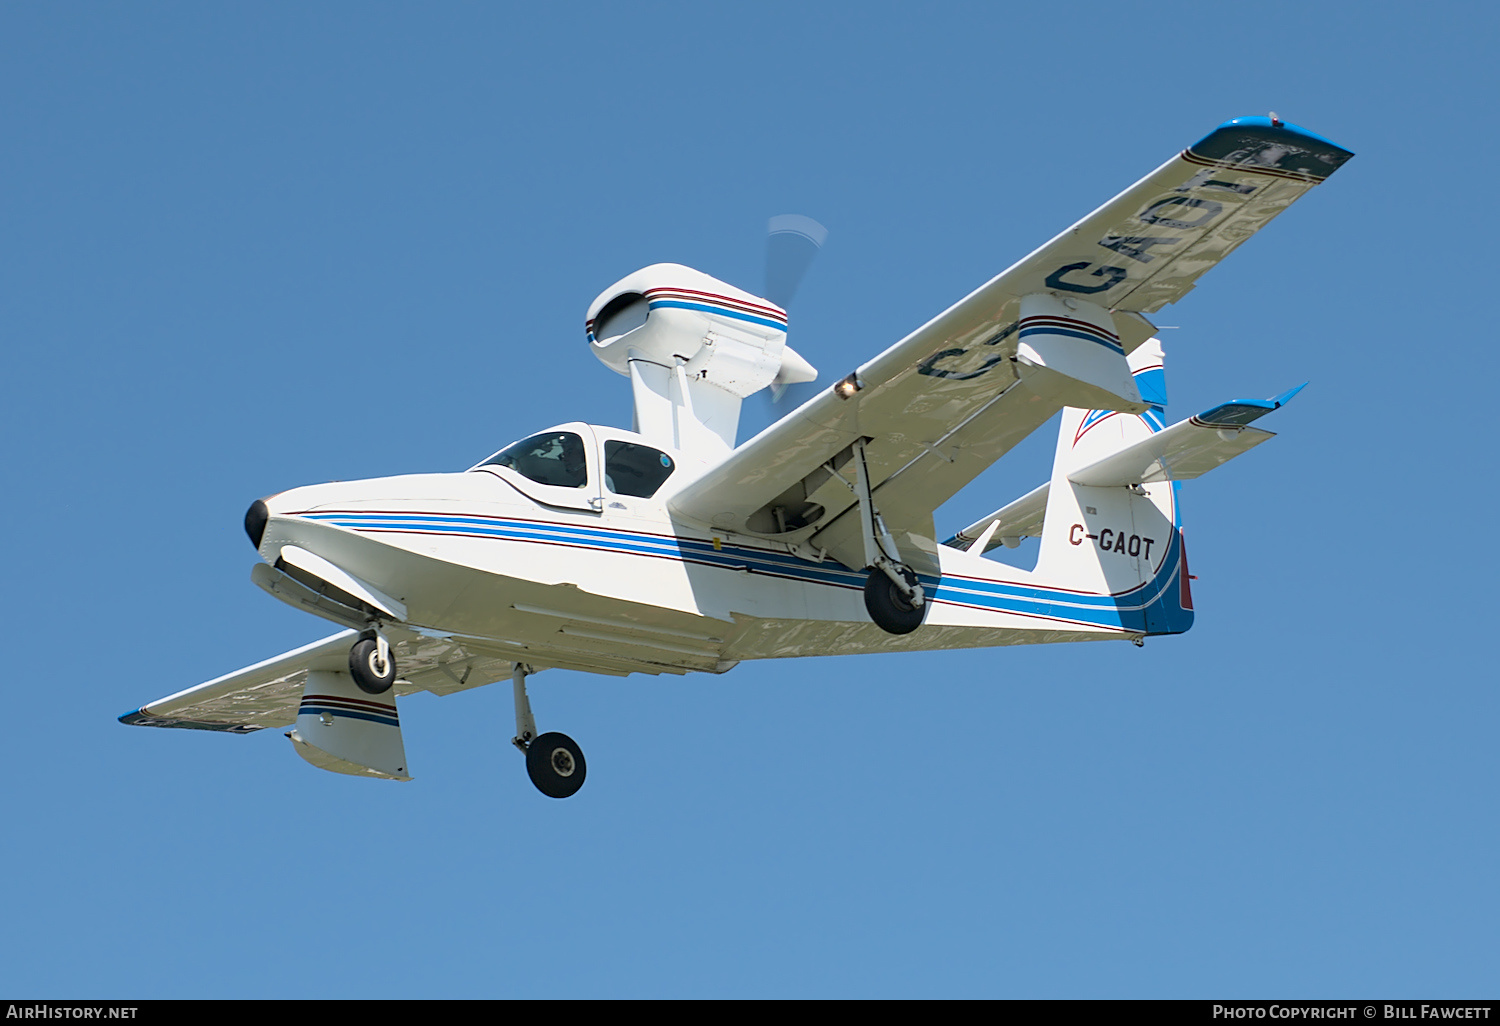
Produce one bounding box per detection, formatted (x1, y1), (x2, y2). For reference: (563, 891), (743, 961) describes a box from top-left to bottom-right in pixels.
(526, 732), (587, 799)
(349, 638), (397, 695)
(864, 567), (925, 635)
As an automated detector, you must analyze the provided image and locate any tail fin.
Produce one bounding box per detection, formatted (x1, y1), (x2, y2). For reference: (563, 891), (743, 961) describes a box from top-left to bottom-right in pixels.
(1033, 339), (1194, 635)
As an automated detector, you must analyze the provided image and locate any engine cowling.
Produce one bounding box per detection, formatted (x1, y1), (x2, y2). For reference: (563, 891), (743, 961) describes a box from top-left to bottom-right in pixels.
(585, 264), (817, 456)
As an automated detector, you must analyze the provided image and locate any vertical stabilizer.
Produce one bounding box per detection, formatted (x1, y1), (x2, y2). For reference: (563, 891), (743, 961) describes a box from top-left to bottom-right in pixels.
(1033, 338), (1193, 635)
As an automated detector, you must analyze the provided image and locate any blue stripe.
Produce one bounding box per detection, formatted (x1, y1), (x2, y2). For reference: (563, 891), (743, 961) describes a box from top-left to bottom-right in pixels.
(1077, 407), (1165, 437)
(303, 512), (876, 590)
(1078, 409), (1112, 433)
(299, 705), (401, 728)
(1134, 366), (1168, 408)
(646, 300), (786, 332)
(933, 531), (1183, 632)
(297, 510), (1189, 632)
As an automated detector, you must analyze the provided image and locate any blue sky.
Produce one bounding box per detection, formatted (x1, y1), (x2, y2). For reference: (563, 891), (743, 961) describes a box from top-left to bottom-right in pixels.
(3, 1), (1496, 998)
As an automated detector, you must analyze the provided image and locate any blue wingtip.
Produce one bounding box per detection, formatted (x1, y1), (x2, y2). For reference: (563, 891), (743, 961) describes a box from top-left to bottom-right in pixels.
(1190, 118), (1353, 180)
(1195, 383), (1306, 427)
(1269, 381), (1308, 408)
(1216, 116), (1347, 152)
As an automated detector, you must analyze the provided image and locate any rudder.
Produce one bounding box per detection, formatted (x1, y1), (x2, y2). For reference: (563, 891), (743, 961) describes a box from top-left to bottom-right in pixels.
(1033, 339), (1193, 636)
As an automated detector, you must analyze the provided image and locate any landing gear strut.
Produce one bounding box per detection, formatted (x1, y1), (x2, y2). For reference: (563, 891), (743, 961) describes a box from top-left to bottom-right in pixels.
(510, 664), (586, 799)
(827, 438), (928, 635)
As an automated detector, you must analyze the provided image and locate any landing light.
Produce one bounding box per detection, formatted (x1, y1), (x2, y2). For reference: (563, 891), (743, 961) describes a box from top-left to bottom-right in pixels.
(834, 372), (863, 400)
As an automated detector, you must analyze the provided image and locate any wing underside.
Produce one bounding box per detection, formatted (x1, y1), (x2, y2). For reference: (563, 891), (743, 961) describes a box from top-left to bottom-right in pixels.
(667, 118), (1350, 570)
(121, 628), (522, 733)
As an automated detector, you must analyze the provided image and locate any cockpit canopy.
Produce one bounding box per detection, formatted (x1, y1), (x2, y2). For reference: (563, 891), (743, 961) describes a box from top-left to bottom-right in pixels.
(479, 431), (589, 489)
(474, 428), (677, 500)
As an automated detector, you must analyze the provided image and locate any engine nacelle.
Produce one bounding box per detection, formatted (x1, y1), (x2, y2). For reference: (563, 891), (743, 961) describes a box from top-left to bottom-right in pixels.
(586, 264), (816, 456)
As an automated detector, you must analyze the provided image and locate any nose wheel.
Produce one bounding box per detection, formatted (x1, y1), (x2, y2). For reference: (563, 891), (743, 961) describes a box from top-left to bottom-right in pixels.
(511, 664), (587, 799)
(349, 632), (397, 694)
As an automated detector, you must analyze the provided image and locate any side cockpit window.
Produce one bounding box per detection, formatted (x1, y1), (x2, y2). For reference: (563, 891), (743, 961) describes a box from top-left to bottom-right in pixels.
(604, 441), (675, 498)
(479, 432), (588, 489)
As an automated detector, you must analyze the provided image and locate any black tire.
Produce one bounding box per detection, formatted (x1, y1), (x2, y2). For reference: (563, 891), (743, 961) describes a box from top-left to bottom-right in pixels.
(349, 638), (397, 695)
(526, 732), (587, 798)
(863, 566), (926, 635)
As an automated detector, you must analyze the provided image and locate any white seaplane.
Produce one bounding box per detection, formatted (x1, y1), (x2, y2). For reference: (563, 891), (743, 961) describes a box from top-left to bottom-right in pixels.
(122, 116), (1352, 796)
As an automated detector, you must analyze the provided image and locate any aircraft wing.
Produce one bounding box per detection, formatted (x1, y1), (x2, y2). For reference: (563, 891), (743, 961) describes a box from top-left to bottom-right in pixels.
(120, 628), (521, 733)
(667, 117), (1351, 572)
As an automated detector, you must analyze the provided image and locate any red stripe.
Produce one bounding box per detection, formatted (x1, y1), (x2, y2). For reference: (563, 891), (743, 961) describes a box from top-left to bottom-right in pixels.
(642, 287), (786, 320)
(643, 285), (785, 315)
(1020, 315), (1119, 340)
(301, 694), (397, 714)
(1074, 410), (1124, 443)
(588, 289), (786, 328)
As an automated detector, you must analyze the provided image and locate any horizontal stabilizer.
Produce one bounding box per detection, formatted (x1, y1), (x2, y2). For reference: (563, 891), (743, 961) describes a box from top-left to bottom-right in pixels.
(947, 482), (1049, 552)
(945, 383), (1302, 552)
(1068, 385), (1302, 487)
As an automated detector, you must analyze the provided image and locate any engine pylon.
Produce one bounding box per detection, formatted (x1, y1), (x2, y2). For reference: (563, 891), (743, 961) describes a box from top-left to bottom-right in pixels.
(586, 264), (817, 457)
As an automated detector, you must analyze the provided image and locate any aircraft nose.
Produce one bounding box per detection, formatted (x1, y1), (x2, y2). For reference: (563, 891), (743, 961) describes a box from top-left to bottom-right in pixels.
(244, 499), (269, 550)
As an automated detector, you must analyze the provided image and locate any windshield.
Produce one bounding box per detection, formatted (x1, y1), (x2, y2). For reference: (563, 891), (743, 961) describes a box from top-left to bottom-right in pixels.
(478, 431), (588, 489)
(603, 440), (675, 498)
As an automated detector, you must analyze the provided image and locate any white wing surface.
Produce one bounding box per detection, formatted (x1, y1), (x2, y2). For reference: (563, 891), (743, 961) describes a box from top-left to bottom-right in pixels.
(120, 628), (521, 733)
(666, 117), (1351, 573)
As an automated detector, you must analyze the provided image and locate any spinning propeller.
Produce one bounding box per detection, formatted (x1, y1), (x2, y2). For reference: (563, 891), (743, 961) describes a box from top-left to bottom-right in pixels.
(764, 214), (828, 312)
(743, 214), (828, 433)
